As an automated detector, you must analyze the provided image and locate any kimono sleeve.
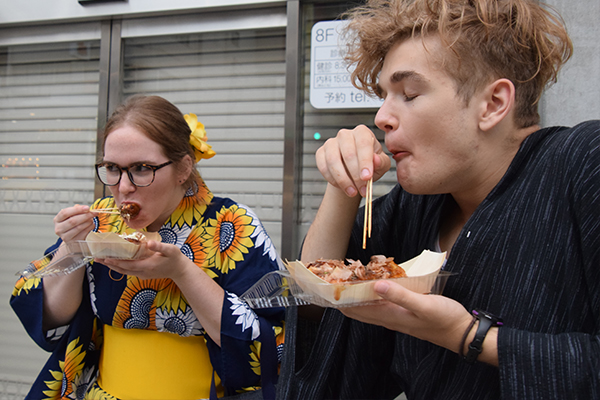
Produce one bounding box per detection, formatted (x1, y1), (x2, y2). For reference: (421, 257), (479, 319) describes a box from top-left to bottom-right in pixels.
(10, 239), (70, 352)
(203, 203), (285, 394)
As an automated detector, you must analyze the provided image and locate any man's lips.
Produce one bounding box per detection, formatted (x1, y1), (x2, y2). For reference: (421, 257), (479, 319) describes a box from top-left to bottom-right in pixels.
(392, 151), (409, 161)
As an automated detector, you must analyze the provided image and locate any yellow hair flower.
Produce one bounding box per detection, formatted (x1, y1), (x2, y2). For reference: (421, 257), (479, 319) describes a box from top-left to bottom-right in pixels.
(184, 113), (216, 163)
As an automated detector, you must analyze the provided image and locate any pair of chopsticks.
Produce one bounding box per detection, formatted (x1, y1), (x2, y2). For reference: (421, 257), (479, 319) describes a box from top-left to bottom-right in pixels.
(362, 178), (373, 249)
(92, 207), (120, 215)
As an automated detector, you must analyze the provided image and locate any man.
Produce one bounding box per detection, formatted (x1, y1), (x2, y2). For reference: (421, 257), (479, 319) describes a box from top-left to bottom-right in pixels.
(277, 0), (600, 399)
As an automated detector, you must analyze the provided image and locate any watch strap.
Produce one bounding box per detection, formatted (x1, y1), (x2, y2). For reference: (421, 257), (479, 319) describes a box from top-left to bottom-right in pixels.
(463, 309), (503, 364)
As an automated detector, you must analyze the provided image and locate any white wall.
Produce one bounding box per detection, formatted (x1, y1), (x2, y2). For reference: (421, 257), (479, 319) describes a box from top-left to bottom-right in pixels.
(540, 0), (600, 127)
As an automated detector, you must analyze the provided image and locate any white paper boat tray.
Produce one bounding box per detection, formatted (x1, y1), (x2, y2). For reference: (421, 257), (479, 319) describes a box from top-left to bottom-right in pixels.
(241, 250), (454, 309)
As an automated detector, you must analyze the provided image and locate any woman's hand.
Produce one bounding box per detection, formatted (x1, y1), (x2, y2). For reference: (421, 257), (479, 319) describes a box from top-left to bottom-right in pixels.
(97, 240), (190, 281)
(54, 204), (96, 243)
(340, 281), (489, 362)
(316, 124), (391, 197)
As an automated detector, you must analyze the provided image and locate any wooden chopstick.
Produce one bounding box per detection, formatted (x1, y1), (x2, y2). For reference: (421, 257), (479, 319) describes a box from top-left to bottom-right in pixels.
(368, 178), (372, 237)
(92, 207), (121, 215)
(362, 178), (373, 249)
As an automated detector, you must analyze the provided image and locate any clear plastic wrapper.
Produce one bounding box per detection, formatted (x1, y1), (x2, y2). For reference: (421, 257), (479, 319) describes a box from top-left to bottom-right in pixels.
(240, 270), (312, 309)
(16, 231), (160, 279)
(241, 250), (454, 309)
(17, 241), (92, 279)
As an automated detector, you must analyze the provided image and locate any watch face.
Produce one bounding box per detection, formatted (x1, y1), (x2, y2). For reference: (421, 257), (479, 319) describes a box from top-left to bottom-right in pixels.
(473, 309), (503, 325)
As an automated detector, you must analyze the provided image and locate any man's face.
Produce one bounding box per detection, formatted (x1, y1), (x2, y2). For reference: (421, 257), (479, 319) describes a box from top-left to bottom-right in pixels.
(375, 36), (486, 196)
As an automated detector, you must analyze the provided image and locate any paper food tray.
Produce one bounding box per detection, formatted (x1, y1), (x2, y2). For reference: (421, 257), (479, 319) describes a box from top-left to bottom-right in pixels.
(241, 250), (452, 309)
(83, 231), (160, 260)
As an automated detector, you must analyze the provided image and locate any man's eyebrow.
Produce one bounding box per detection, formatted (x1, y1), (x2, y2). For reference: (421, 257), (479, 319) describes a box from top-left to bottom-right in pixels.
(376, 70), (427, 96)
(390, 70), (426, 84)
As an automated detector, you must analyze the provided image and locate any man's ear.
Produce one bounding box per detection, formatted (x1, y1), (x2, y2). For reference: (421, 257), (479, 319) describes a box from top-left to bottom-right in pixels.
(478, 78), (515, 132)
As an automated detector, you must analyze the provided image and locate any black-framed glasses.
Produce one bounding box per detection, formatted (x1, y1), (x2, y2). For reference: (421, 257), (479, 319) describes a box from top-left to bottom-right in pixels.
(95, 161), (173, 187)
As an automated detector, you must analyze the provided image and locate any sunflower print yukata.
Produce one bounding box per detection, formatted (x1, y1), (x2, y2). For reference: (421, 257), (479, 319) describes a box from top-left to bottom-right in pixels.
(11, 178), (285, 399)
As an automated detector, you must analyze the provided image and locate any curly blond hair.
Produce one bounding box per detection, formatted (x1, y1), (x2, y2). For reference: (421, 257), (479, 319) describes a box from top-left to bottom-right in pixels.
(342, 0), (573, 127)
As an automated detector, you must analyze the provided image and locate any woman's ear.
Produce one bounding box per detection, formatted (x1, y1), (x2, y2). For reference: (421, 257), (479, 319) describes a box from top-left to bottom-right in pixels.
(478, 78), (515, 132)
(178, 154), (194, 184)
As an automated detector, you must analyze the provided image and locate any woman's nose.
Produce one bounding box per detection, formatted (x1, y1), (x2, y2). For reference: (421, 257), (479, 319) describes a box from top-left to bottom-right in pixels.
(117, 171), (136, 193)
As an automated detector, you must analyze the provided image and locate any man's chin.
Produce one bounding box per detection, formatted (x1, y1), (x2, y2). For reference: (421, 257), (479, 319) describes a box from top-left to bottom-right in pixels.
(397, 176), (439, 196)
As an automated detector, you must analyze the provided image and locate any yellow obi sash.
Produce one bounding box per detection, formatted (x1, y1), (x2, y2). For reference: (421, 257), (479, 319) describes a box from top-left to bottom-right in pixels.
(98, 325), (224, 400)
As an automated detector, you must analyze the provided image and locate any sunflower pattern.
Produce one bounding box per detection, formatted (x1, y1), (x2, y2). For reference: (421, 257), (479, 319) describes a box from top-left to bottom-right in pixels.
(168, 181), (212, 229)
(92, 197), (123, 234)
(42, 338), (86, 399)
(203, 204), (256, 274)
(12, 272), (41, 297)
(72, 366), (97, 400)
(249, 341), (262, 376)
(11, 177), (285, 399)
(84, 383), (117, 400)
(112, 276), (159, 330)
(155, 306), (203, 336)
(248, 325), (285, 378)
(12, 249), (51, 297)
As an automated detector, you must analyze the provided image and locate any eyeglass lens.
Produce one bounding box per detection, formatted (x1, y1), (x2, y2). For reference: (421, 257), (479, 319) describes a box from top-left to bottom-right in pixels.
(96, 164), (155, 187)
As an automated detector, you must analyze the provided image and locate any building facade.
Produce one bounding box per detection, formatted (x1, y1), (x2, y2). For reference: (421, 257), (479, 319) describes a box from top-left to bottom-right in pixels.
(0, 0), (598, 396)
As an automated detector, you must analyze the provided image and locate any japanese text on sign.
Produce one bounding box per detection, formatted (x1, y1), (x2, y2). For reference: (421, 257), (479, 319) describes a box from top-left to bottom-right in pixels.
(310, 20), (383, 109)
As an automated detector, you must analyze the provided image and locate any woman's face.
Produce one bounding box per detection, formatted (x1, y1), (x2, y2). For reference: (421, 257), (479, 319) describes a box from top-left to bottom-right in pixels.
(103, 125), (186, 231)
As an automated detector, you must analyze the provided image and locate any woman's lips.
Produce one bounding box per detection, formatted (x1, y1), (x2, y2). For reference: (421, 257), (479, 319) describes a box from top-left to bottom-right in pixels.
(119, 202), (141, 220)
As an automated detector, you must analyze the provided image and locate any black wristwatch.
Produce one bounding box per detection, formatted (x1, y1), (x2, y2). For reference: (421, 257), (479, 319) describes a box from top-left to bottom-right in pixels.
(464, 309), (503, 364)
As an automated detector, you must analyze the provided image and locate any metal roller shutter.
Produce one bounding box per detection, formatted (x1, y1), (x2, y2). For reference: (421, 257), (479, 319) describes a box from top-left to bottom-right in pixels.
(0, 37), (101, 396)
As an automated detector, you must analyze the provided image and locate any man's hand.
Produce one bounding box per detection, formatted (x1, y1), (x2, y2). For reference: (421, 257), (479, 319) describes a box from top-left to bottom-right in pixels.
(316, 124), (391, 197)
(340, 281), (480, 360)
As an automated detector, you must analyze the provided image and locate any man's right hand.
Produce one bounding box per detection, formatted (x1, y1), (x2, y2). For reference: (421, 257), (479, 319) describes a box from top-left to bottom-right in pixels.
(315, 124), (391, 198)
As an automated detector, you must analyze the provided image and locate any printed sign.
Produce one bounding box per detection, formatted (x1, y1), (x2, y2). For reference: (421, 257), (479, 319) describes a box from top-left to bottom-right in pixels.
(310, 20), (383, 109)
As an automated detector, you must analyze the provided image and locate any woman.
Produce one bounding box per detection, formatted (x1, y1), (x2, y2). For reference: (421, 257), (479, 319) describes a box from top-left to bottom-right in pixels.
(11, 95), (285, 399)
